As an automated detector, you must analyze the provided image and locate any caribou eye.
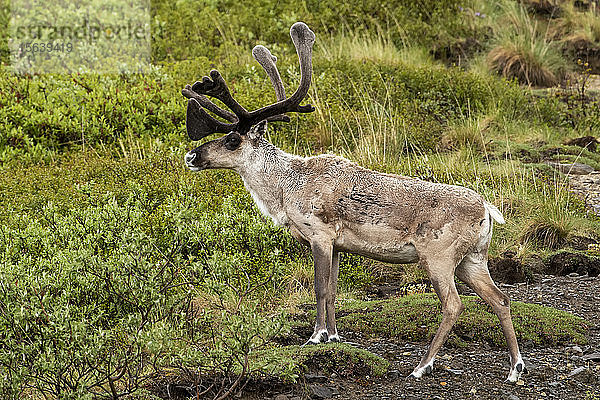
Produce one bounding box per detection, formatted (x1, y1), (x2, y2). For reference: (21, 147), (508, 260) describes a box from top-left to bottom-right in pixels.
(224, 133), (241, 150)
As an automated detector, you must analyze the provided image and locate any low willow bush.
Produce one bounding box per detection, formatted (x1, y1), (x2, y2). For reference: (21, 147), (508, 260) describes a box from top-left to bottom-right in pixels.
(150, 0), (467, 62)
(0, 177), (299, 398)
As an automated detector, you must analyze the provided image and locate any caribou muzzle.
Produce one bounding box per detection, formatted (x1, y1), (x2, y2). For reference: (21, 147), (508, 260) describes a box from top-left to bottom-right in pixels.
(184, 148), (209, 171)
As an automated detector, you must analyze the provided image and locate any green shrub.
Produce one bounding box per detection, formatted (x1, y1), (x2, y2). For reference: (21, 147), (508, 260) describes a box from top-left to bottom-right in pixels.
(150, 0), (467, 62)
(0, 176), (302, 397)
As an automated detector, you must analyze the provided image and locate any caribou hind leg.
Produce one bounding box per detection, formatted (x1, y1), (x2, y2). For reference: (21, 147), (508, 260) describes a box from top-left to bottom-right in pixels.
(410, 256), (465, 378)
(456, 252), (524, 382)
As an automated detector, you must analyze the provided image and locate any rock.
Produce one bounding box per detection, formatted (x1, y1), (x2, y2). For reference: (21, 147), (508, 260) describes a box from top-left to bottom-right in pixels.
(567, 345), (583, 355)
(309, 385), (333, 399)
(386, 370), (400, 380)
(305, 374), (328, 383)
(524, 358), (537, 372)
(582, 352), (600, 361)
(568, 366), (596, 383)
(274, 395), (289, 400)
(545, 161), (595, 175)
(508, 395), (520, 400)
(447, 368), (464, 375)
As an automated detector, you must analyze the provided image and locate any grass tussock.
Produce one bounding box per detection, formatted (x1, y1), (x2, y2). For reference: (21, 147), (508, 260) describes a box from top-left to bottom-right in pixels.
(487, 2), (568, 87)
(553, 3), (600, 45)
(520, 219), (571, 249)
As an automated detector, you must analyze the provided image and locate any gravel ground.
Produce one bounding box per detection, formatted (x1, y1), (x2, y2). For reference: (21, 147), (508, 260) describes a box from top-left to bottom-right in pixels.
(248, 273), (600, 400)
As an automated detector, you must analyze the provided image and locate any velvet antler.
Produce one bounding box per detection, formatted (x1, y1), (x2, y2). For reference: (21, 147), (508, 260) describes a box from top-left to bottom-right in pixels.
(182, 22), (316, 140)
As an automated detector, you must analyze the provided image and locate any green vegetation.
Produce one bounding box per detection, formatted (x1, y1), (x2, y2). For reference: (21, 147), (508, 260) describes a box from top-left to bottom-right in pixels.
(1, 0), (600, 398)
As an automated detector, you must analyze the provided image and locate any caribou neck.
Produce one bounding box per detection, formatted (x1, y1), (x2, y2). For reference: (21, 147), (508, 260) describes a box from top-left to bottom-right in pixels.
(237, 140), (300, 227)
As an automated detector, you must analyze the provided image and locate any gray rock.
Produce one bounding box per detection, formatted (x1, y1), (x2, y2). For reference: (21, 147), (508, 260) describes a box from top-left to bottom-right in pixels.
(448, 368), (464, 375)
(568, 366), (596, 383)
(508, 395), (520, 400)
(305, 374), (328, 383)
(524, 358), (537, 371)
(274, 395), (289, 400)
(567, 345), (583, 355)
(386, 369), (400, 380)
(545, 161), (595, 175)
(568, 366), (586, 377)
(582, 352), (600, 361)
(309, 385), (333, 399)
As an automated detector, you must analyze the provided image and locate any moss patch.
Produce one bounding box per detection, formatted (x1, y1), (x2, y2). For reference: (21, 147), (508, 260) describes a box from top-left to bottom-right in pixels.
(335, 294), (588, 347)
(252, 343), (390, 381)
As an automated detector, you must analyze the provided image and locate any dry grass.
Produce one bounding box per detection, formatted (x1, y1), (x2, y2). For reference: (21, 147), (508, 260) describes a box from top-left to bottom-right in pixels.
(487, 44), (561, 86)
(441, 115), (493, 150)
(317, 28), (434, 68)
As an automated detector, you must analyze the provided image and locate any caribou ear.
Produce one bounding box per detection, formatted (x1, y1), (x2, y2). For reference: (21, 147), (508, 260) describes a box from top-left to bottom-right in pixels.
(248, 120), (268, 140)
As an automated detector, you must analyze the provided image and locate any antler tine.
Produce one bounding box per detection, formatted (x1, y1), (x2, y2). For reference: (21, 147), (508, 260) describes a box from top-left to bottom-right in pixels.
(252, 45), (291, 123)
(182, 84), (238, 123)
(252, 45), (286, 101)
(191, 70), (250, 119)
(186, 98), (235, 140)
(286, 22), (316, 111)
(243, 22), (316, 130)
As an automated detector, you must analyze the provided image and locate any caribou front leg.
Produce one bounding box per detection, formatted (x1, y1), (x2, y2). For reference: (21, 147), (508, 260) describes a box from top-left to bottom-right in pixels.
(326, 250), (340, 342)
(305, 239), (333, 345)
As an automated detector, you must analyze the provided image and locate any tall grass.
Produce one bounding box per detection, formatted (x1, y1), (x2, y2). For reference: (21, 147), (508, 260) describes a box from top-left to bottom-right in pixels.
(317, 29), (434, 68)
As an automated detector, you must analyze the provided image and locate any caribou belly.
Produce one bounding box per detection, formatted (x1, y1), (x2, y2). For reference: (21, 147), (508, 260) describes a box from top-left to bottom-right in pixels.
(335, 224), (419, 264)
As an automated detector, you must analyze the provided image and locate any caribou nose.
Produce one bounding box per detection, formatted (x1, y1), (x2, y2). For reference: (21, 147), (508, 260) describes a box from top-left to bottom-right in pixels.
(185, 152), (196, 166)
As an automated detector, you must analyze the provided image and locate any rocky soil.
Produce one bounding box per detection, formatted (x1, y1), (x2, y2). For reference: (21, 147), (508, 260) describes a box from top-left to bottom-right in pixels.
(241, 273), (600, 400)
(568, 169), (600, 216)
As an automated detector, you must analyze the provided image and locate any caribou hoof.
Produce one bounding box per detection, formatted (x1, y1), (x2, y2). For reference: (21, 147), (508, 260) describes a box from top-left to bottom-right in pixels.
(302, 329), (328, 347)
(409, 363), (433, 379)
(506, 359), (525, 383)
(326, 333), (340, 343)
